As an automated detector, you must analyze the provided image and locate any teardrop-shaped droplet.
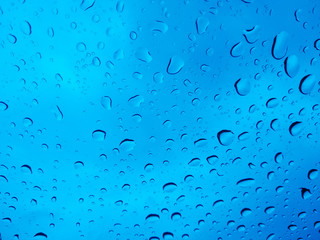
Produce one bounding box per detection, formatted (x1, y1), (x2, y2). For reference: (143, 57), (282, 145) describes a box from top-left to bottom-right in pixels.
(299, 74), (316, 95)
(272, 31), (289, 60)
(266, 98), (279, 108)
(167, 56), (184, 75)
(284, 55), (299, 78)
(230, 42), (244, 57)
(21, 20), (32, 35)
(196, 16), (209, 34)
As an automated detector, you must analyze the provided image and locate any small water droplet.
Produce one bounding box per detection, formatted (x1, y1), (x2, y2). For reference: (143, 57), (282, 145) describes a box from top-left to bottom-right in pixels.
(237, 178), (255, 187)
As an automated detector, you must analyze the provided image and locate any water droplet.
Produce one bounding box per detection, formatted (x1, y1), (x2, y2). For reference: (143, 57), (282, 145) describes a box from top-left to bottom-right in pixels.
(301, 188), (312, 199)
(284, 55), (299, 78)
(237, 178), (255, 187)
(288, 225), (297, 231)
(307, 169), (318, 180)
(188, 158), (200, 166)
(241, 208), (252, 217)
(217, 130), (234, 146)
(101, 96), (112, 110)
(206, 155), (219, 165)
(23, 117), (33, 127)
(53, 106), (63, 120)
(167, 56), (184, 75)
(163, 182), (177, 193)
(0, 101), (8, 110)
(314, 39), (320, 50)
(196, 16), (209, 34)
(21, 20), (32, 35)
(151, 21), (168, 33)
(119, 139), (135, 151)
(92, 130), (106, 141)
(76, 42), (86, 52)
(146, 214), (160, 222)
(264, 206), (275, 214)
(213, 199), (224, 208)
(21, 164), (32, 174)
(230, 42), (244, 57)
(153, 72), (164, 83)
(7, 34), (17, 44)
(272, 31), (289, 60)
(299, 74), (316, 95)
(266, 98), (279, 108)
(266, 233), (275, 240)
(135, 47), (152, 63)
(0, 175), (8, 182)
(128, 95), (144, 107)
(289, 121), (303, 136)
(194, 138), (207, 147)
(80, 0), (95, 11)
(235, 78), (250, 96)
(274, 152), (283, 164)
(33, 232), (47, 239)
(116, 1), (124, 13)
(171, 212), (181, 221)
(74, 161), (84, 169)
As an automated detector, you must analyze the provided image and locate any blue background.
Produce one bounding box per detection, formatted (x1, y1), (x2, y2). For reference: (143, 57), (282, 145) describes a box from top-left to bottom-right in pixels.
(0, 0), (320, 239)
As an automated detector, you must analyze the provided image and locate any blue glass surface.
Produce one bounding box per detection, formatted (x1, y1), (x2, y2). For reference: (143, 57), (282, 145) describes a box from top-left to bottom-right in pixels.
(1, 0), (320, 239)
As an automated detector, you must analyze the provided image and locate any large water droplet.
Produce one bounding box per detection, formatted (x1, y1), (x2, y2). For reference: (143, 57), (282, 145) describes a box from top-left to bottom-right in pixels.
(284, 55), (299, 78)
(167, 56), (184, 75)
(235, 78), (250, 96)
(163, 182), (177, 193)
(196, 16), (209, 34)
(289, 121), (303, 136)
(119, 139), (135, 151)
(92, 130), (106, 141)
(217, 130), (234, 146)
(308, 169), (318, 180)
(272, 31), (289, 60)
(299, 74), (316, 95)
